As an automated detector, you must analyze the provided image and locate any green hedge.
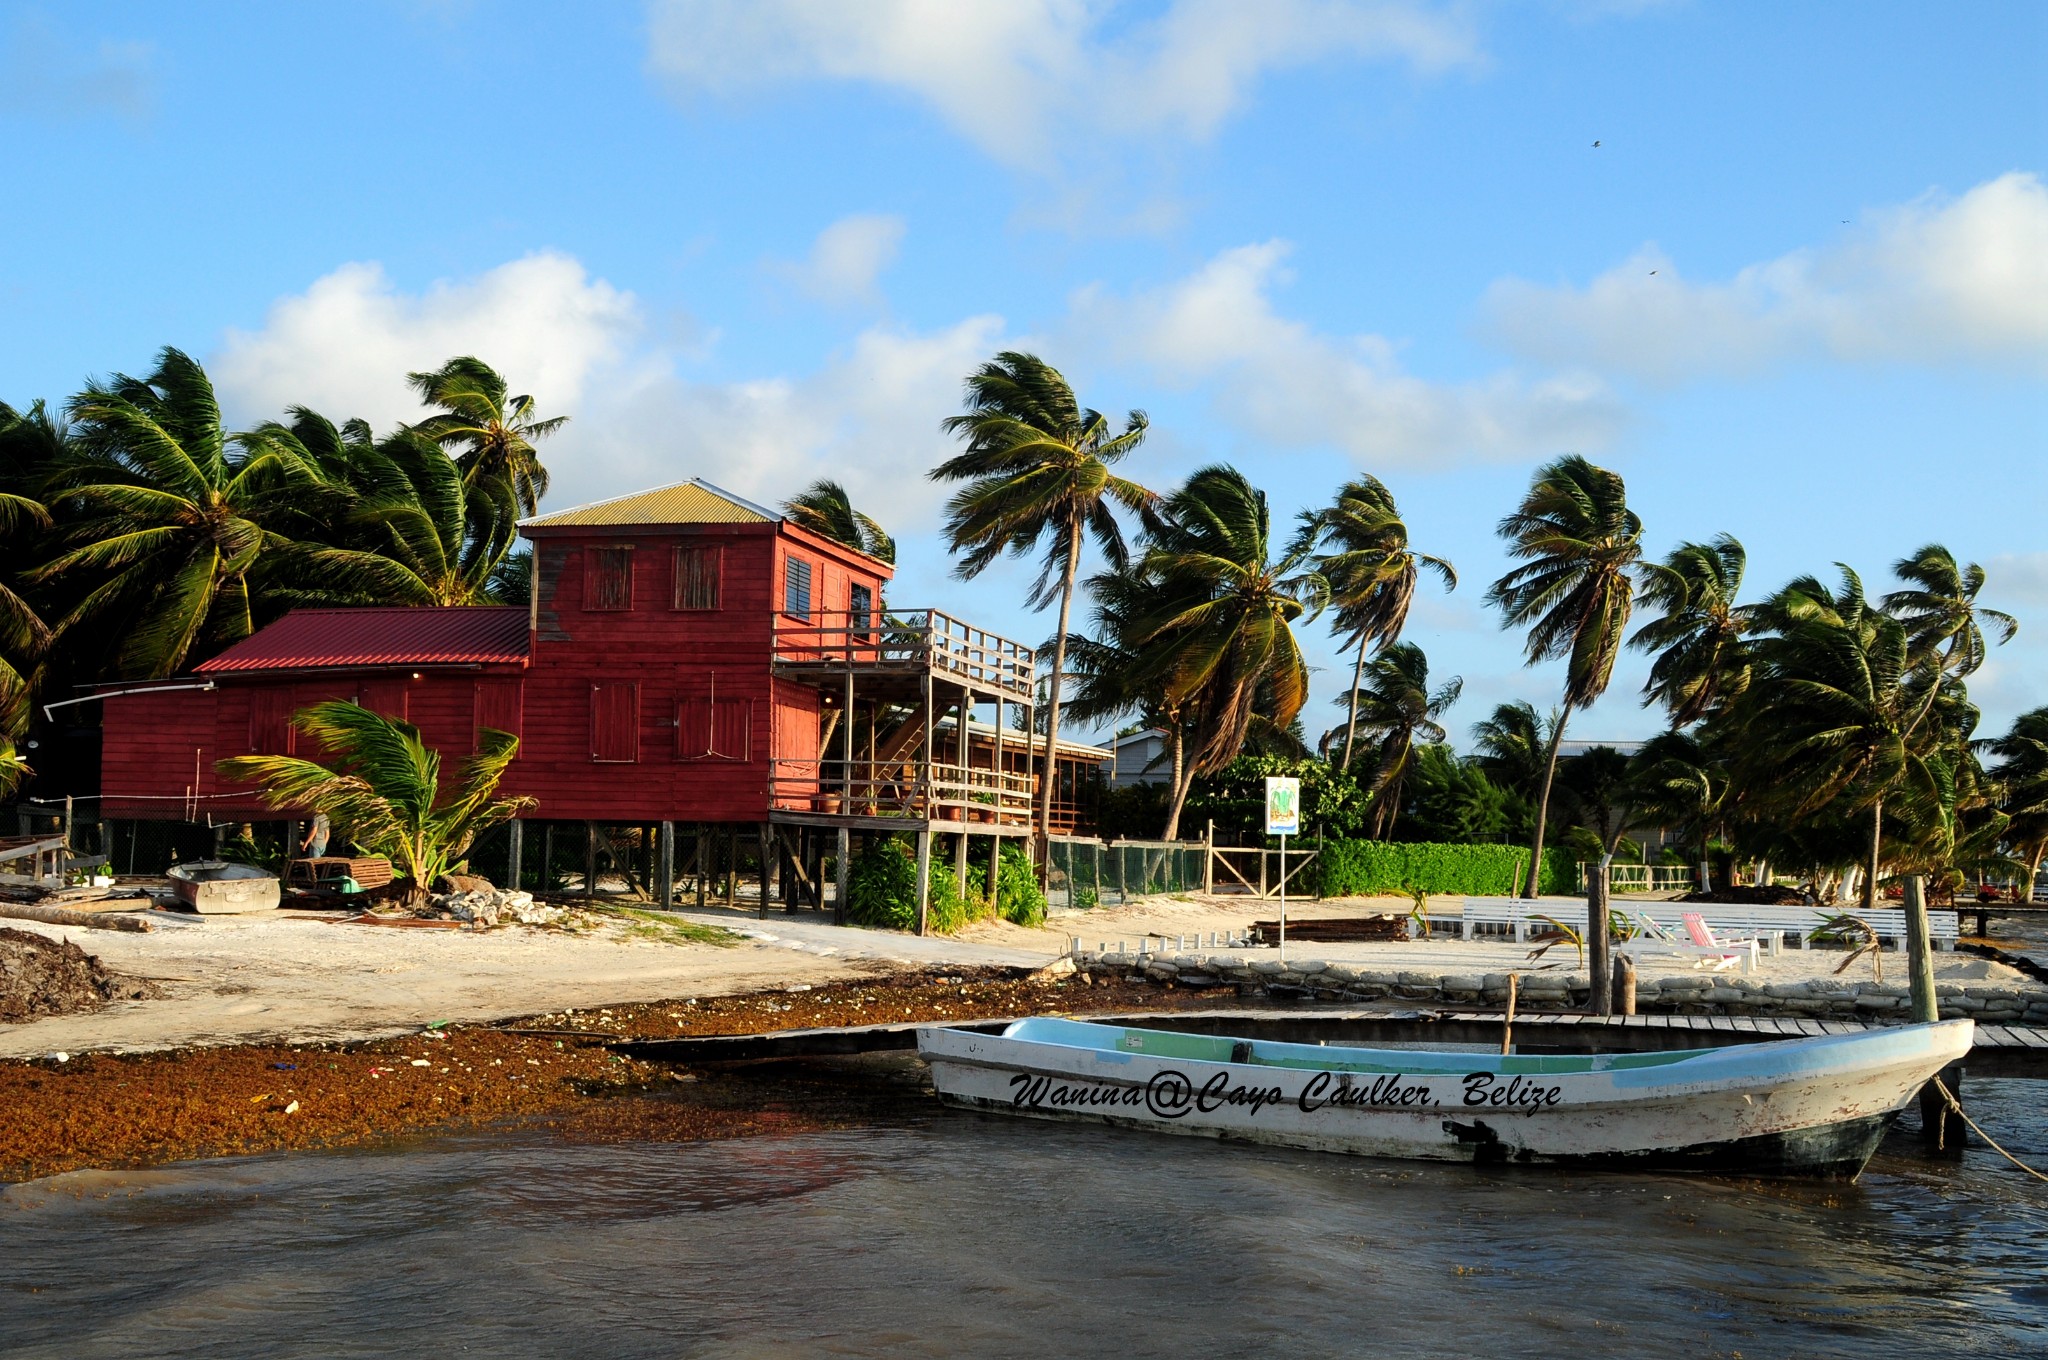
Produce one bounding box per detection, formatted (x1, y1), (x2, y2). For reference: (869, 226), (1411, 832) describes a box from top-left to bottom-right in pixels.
(1310, 841), (1575, 898)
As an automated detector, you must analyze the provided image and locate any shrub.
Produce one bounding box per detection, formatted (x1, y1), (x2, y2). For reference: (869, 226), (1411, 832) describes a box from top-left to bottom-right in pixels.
(844, 835), (1004, 934)
(993, 842), (1047, 926)
(1311, 840), (1575, 898)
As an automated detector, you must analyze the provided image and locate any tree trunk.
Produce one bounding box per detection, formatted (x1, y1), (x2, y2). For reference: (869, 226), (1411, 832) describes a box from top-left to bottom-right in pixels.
(1524, 712), (1569, 898)
(1861, 798), (1883, 911)
(1160, 727), (1190, 840)
(1036, 528), (1084, 874)
(1339, 642), (1367, 772)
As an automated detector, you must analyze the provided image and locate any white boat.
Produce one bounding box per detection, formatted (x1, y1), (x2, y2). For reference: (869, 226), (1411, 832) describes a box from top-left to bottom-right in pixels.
(916, 1016), (1975, 1178)
(167, 860), (282, 914)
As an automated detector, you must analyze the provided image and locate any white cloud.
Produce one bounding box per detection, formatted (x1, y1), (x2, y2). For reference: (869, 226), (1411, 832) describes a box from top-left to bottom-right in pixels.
(645, 0), (1479, 171)
(213, 252), (641, 433)
(1068, 240), (1626, 464)
(212, 252), (1001, 530)
(1485, 171), (2048, 381)
(771, 213), (906, 306)
(0, 15), (153, 122)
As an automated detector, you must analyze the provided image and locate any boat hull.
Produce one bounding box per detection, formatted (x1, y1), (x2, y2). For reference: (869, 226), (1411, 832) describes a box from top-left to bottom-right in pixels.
(917, 1017), (1974, 1178)
(168, 861), (282, 914)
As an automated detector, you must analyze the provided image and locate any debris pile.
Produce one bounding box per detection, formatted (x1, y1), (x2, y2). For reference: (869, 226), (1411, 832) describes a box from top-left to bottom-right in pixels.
(428, 889), (565, 929)
(0, 927), (160, 1023)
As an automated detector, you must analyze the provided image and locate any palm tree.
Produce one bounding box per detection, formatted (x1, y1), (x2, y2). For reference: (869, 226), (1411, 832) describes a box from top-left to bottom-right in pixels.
(1743, 567), (1923, 910)
(408, 356), (565, 547)
(35, 348), (320, 678)
(1296, 476), (1455, 771)
(1990, 707), (2048, 901)
(1126, 465), (1325, 837)
(1484, 455), (1646, 897)
(0, 486), (50, 739)
(217, 701), (534, 890)
(1336, 642), (1462, 838)
(783, 479), (895, 563)
(1469, 700), (1558, 806)
(933, 352), (1153, 854)
(1630, 534), (1750, 726)
(1630, 729), (1724, 892)
(1884, 544), (2015, 728)
(1554, 745), (1652, 858)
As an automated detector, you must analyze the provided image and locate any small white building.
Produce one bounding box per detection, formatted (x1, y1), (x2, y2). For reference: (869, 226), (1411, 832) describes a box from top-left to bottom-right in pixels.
(1103, 728), (1171, 787)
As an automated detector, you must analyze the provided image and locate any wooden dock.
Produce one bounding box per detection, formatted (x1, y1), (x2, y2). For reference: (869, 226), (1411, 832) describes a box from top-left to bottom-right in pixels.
(613, 1007), (2048, 1077)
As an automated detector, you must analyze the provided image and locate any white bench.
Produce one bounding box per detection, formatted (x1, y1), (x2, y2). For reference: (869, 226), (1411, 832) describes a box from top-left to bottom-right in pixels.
(1454, 899), (1959, 951)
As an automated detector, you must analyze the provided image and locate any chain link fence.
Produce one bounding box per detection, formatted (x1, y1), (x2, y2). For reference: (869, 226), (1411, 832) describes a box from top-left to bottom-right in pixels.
(1046, 836), (1204, 910)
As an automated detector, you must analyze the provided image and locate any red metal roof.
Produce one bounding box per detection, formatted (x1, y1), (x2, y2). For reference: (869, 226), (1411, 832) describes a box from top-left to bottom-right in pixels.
(196, 607), (531, 674)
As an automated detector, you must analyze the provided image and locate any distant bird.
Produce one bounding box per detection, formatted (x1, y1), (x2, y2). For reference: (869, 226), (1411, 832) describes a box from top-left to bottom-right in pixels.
(1592, 140), (1602, 147)
(1649, 270), (1658, 275)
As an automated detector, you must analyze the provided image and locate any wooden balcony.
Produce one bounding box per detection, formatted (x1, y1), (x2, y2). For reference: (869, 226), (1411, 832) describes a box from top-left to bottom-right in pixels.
(768, 757), (1091, 836)
(772, 609), (1034, 701)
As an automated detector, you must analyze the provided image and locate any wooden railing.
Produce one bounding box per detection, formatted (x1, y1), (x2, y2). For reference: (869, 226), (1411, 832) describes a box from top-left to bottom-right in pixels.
(772, 609), (1034, 698)
(768, 757), (1089, 831)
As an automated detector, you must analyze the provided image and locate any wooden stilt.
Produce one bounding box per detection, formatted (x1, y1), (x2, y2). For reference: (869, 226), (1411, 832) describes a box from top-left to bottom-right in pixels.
(835, 827), (850, 924)
(584, 822), (598, 900)
(914, 829), (932, 936)
(657, 821), (674, 910)
(506, 819), (523, 893)
(695, 823), (708, 908)
(757, 822), (772, 919)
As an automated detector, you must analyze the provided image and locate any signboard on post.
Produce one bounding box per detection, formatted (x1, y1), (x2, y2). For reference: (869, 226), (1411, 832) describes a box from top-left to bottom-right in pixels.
(1265, 776), (1300, 961)
(1263, 777), (1301, 836)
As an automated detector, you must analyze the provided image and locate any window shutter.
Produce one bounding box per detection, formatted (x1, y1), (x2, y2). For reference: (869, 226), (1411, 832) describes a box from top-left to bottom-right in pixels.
(248, 689), (295, 755)
(589, 681), (640, 762)
(473, 679), (524, 750)
(586, 546), (634, 611)
(673, 545), (722, 610)
(359, 678), (409, 721)
(677, 696), (750, 760)
(783, 557), (812, 618)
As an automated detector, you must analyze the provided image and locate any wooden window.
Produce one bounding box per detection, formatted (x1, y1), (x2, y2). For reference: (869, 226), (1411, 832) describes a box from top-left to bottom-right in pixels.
(783, 556), (813, 619)
(673, 545), (722, 610)
(678, 697), (751, 760)
(849, 582), (873, 632)
(585, 546), (633, 611)
(473, 679), (524, 750)
(358, 678), (409, 721)
(589, 681), (640, 762)
(248, 689), (295, 755)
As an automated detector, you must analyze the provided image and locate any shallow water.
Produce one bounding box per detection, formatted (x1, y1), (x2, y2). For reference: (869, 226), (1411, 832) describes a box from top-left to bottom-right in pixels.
(3, 1065), (2045, 1360)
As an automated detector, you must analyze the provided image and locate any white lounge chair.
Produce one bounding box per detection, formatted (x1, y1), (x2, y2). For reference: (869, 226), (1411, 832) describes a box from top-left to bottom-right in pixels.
(1613, 911), (1756, 974)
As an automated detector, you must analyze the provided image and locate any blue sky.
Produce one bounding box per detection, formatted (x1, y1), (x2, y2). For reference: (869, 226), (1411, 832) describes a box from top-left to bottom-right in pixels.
(3, 1), (2044, 749)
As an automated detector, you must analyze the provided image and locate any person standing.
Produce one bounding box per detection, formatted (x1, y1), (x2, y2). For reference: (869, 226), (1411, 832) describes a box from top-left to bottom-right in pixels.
(301, 811), (330, 860)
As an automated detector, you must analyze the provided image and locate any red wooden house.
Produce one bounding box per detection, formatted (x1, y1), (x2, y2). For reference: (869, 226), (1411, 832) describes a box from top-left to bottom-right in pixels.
(98, 479), (1106, 924)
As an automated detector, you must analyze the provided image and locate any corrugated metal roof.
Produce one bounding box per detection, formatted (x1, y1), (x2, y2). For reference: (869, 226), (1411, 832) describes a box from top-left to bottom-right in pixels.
(519, 479), (777, 529)
(196, 607), (530, 674)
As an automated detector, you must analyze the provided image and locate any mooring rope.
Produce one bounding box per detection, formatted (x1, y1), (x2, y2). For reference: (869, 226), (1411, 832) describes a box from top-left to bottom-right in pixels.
(1930, 1076), (2048, 1184)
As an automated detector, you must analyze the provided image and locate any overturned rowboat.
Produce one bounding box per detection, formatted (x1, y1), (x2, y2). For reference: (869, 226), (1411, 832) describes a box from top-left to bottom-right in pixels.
(916, 1016), (1974, 1178)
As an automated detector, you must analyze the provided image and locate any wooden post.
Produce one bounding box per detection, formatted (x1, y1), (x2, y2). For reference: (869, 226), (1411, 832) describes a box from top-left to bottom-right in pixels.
(1204, 819), (1214, 895)
(585, 822), (599, 900)
(954, 830), (969, 898)
(1588, 854), (1612, 1016)
(657, 821), (674, 910)
(1500, 974), (1518, 1055)
(757, 823), (772, 919)
(835, 826), (850, 924)
(543, 823), (555, 895)
(1904, 872), (1939, 1024)
(914, 828), (932, 936)
(696, 824), (708, 908)
(729, 826), (747, 913)
(988, 832), (1001, 910)
(506, 819), (523, 892)
(1613, 953), (1637, 1016)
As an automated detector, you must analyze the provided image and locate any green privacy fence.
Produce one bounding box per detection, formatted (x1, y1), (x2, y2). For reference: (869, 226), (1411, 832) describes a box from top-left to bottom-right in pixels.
(1047, 836), (1205, 909)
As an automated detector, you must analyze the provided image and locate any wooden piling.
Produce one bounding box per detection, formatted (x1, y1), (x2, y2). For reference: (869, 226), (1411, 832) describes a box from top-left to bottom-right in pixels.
(1614, 953), (1637, 1016)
